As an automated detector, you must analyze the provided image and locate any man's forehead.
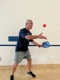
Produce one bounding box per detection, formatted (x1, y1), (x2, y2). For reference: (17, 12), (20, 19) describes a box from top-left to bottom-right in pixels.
(26, 20), (33, 24)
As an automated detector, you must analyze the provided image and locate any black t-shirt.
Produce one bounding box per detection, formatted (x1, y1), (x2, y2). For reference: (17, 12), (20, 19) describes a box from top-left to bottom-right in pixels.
(15, 28), (33, 51)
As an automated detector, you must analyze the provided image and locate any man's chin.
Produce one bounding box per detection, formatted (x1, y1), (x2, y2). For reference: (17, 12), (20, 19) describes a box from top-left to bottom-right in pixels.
(29, 28), (32, 30)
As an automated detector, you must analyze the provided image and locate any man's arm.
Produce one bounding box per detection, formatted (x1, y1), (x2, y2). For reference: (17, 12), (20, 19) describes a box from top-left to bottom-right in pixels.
(20, 29), (47, 40)
(31, 40), (42, 47)
(20, 29), (38, 39)
(25, 35), (38, 40)
(25, 32), (47, 40)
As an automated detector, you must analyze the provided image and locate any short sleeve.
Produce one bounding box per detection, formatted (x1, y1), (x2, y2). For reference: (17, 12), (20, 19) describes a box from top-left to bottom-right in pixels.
(19, 29), (27, 38)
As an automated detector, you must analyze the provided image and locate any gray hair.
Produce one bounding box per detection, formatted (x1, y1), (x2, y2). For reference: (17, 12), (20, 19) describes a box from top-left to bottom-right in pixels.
(25, 19), (33, 25)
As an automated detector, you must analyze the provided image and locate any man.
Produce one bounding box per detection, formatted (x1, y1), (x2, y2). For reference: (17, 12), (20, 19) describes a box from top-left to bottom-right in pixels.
(10, 19), (47, 80)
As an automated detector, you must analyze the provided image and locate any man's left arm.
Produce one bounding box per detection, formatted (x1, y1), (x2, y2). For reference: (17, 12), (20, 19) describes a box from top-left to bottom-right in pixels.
(31, 40), (42, 47)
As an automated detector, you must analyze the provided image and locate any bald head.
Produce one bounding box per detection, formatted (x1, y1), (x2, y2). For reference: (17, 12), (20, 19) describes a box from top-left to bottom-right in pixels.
(25, 19), (33, 30)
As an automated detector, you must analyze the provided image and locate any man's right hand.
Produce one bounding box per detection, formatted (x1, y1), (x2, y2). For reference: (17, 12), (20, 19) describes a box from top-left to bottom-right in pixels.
(38, 32), (47, 40)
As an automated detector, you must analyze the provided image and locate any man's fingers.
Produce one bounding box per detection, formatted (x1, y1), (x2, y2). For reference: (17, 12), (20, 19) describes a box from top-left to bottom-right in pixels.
(40, 32), (43, 35)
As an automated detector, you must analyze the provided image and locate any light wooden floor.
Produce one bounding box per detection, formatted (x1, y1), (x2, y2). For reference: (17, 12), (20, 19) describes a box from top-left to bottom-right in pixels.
(0, 65), (60, 80)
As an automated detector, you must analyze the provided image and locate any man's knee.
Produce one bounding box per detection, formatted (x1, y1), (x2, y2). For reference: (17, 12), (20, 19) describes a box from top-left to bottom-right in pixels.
(27, 59), (32, 62)
(13, 62), (19, 67)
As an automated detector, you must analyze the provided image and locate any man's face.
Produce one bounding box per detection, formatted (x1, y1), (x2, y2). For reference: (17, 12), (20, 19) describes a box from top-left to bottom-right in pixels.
(26, 20), (33, 30)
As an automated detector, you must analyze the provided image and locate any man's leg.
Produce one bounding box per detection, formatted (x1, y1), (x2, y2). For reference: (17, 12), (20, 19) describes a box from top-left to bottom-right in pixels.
(27, 59), (36, 78)
(25, 50), (36, 78)
(11, 62), (18, 75)
(10, 51), (24, 80)
(10, 62), (18, 80)
(27, 59), (32, 72)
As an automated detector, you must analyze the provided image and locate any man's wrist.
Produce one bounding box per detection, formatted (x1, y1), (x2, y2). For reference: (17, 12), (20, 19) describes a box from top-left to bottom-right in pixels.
(38, 45), (42, 47)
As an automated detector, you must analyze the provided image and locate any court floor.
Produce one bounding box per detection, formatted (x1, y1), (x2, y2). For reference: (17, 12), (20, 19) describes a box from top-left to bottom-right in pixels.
(0, 65), (60, 80)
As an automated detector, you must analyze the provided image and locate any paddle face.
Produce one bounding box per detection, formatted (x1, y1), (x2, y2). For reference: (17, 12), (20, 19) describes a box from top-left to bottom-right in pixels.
(42, 41), (50, 48)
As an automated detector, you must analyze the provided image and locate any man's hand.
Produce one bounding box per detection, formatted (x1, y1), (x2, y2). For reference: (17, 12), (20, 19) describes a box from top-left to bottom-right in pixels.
(38, 45), (42, 47)
(38, 32), (47, 40)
